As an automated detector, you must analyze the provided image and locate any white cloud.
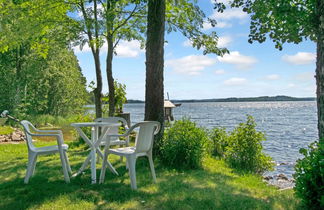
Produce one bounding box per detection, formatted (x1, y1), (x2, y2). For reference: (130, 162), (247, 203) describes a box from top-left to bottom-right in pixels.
(166, 55), (217, 75)
(203, 20), (232, 29)
(115, 40), (143, 58)
(183, 39), (192, 47)
(183, 36), (232, 48)
(73, 43), (91, 53)
(218, 36), (232, 48)
(182, 36), (232, 49)
(215, 69), (225, 75)
(210, 0), (232, 5)
(288, 83), (296, 88)
(203, 22), (214, 30)
(73, 40), (143, 58)
(282, 52), (316, 65)
(211, 8), (248, 20)
(218, 51), (257, 69)
(215, 21), (232, 28)
(265, 74), (280, 80)
(295, 72), (315, 81)
(224, 77), (247, 85)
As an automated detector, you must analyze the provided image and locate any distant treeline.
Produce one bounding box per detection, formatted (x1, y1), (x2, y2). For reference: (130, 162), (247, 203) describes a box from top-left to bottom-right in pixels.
(127, 96), (316, 104)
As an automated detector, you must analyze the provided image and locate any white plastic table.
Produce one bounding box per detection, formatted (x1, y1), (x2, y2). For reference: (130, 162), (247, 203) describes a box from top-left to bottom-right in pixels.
(71, 122), (120, 184)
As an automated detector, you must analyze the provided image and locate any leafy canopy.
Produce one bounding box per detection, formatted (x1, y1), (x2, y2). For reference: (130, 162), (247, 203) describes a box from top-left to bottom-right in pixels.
(213, 0), (318, 50)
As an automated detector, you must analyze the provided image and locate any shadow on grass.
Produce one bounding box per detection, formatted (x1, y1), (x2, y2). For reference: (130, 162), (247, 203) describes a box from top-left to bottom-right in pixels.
(0, 150), (299, 210)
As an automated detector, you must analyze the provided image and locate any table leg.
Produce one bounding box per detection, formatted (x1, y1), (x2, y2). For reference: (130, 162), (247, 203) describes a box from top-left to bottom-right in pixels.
(72, 154), (91, 177)
(91, 128), (97, 184)
(97, 149), (119, 175)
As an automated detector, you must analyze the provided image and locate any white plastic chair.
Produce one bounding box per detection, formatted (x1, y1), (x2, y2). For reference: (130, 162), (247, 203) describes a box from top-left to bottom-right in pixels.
(20, 120), (71, 184)
(95, 117), (129, 162)
(94, 117), (129, 147)
(99, 121), (160, 189)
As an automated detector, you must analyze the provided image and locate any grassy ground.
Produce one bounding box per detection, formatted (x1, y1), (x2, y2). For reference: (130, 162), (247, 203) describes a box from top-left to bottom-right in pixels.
(0, 126), (14, 135)
(0, 140), (300, 210)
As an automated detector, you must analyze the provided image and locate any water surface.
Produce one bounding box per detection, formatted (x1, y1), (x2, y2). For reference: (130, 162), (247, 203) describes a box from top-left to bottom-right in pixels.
(123, 101), (317, 178)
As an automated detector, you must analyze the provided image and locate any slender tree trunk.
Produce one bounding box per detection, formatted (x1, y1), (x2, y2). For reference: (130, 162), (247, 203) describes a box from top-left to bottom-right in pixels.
(106, 35), (115, 117)
(145, 0), (166, 155)
(315, 0), (324, 142)
(93, 51), (103, 118)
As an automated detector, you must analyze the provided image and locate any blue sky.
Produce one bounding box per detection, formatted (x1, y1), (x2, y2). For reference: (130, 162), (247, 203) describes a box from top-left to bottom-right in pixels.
(74, 0), (316, 100)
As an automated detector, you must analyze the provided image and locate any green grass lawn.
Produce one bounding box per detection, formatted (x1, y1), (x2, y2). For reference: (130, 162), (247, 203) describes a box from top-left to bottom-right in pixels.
(0, 141), (300, 210)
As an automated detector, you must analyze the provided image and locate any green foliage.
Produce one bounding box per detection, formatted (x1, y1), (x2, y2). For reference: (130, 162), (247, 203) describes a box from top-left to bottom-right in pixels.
(225, 115), (274, 174)
(209, 127), (229, 157)
(102, 81), (127, 115)
(166, 0), (228, 55)
(0, 46), (88, 117)
(0, 0), (78, 54)
(114, 81), (127, 113)
(294, 141), (324, 209)
(0, 126), (14, 135)
(214, 0), (318, 50)
(160, 118), (209, 169)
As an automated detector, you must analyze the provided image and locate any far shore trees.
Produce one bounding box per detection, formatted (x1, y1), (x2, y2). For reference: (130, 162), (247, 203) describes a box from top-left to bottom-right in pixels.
(213, 0), (323, 142)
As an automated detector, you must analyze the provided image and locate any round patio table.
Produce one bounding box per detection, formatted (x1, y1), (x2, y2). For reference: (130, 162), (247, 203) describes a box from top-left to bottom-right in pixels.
(71, 122), (120, 184)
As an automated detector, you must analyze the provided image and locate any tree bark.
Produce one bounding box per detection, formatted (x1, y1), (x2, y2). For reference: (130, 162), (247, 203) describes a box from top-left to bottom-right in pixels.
(93, 51), (103, 118)
(106, 35), (115, 117)
(315, 0), (324, 142)
(145, 0), (166, 154)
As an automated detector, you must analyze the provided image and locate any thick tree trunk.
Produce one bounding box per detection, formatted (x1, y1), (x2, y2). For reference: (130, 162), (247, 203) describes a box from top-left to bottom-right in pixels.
(93, 51), (103, 118)
(145, 0), (166, 154)
(315, 0), (324, 142)
(106, 36), (115, 117)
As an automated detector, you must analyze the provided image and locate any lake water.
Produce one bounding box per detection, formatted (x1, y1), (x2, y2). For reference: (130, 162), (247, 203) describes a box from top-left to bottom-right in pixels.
(122, 101), (318, 178)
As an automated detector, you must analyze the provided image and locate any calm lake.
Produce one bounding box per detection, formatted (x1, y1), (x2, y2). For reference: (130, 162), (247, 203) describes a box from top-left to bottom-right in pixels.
(87, 101), (317, 177)
(122, 101), (318, 178)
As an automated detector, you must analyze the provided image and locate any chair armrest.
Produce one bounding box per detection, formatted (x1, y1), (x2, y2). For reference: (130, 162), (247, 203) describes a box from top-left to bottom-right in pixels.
(33, 128), (63, 134)
(28, 132), (64, 145)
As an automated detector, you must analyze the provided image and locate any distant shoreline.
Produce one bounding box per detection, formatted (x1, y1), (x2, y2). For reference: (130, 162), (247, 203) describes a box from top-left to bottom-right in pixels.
(127, 95), (316, 104)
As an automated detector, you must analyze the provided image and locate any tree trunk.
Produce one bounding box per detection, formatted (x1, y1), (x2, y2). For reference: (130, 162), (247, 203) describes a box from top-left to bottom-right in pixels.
(145, 0), (166, 155)
(93, 51), (103, 118)
(106, 35), (115, 117)
(315, 0), (324, 142)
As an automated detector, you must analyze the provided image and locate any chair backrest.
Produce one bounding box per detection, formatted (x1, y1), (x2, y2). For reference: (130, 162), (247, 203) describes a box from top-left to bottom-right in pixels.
(134, 121), (160, 153)
(94, 117), (127, 140)
(20, 120), (36, 150)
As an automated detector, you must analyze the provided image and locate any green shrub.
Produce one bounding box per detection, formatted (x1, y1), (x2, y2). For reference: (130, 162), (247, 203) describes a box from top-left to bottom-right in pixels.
(209, 127), (229, 157)
(225, 115), (274, 174)
(160, 118), (209, 169)
(294, 141), (324, 209)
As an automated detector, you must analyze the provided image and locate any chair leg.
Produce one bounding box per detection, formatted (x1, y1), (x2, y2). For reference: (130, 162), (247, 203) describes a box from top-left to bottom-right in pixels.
(64, 151), (72, 174)
(59, 150), (70, 183)
(99, 146), (110, 183)
(119, 145), (123, 162)
(24, 153), (37, 184)
(127, 156), (137, 190)
(148, 153), (156, 183)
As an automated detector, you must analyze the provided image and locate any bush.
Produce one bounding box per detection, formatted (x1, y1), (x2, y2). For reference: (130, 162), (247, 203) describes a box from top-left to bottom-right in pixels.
(209, 127), (229, 157)
(293, 141), (324, 209)
(225, 115), (274, 174)
(160, 119), (209, 169)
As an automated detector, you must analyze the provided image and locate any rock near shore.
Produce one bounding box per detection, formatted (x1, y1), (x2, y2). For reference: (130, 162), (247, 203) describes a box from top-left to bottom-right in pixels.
(0, 128), (25, 143)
